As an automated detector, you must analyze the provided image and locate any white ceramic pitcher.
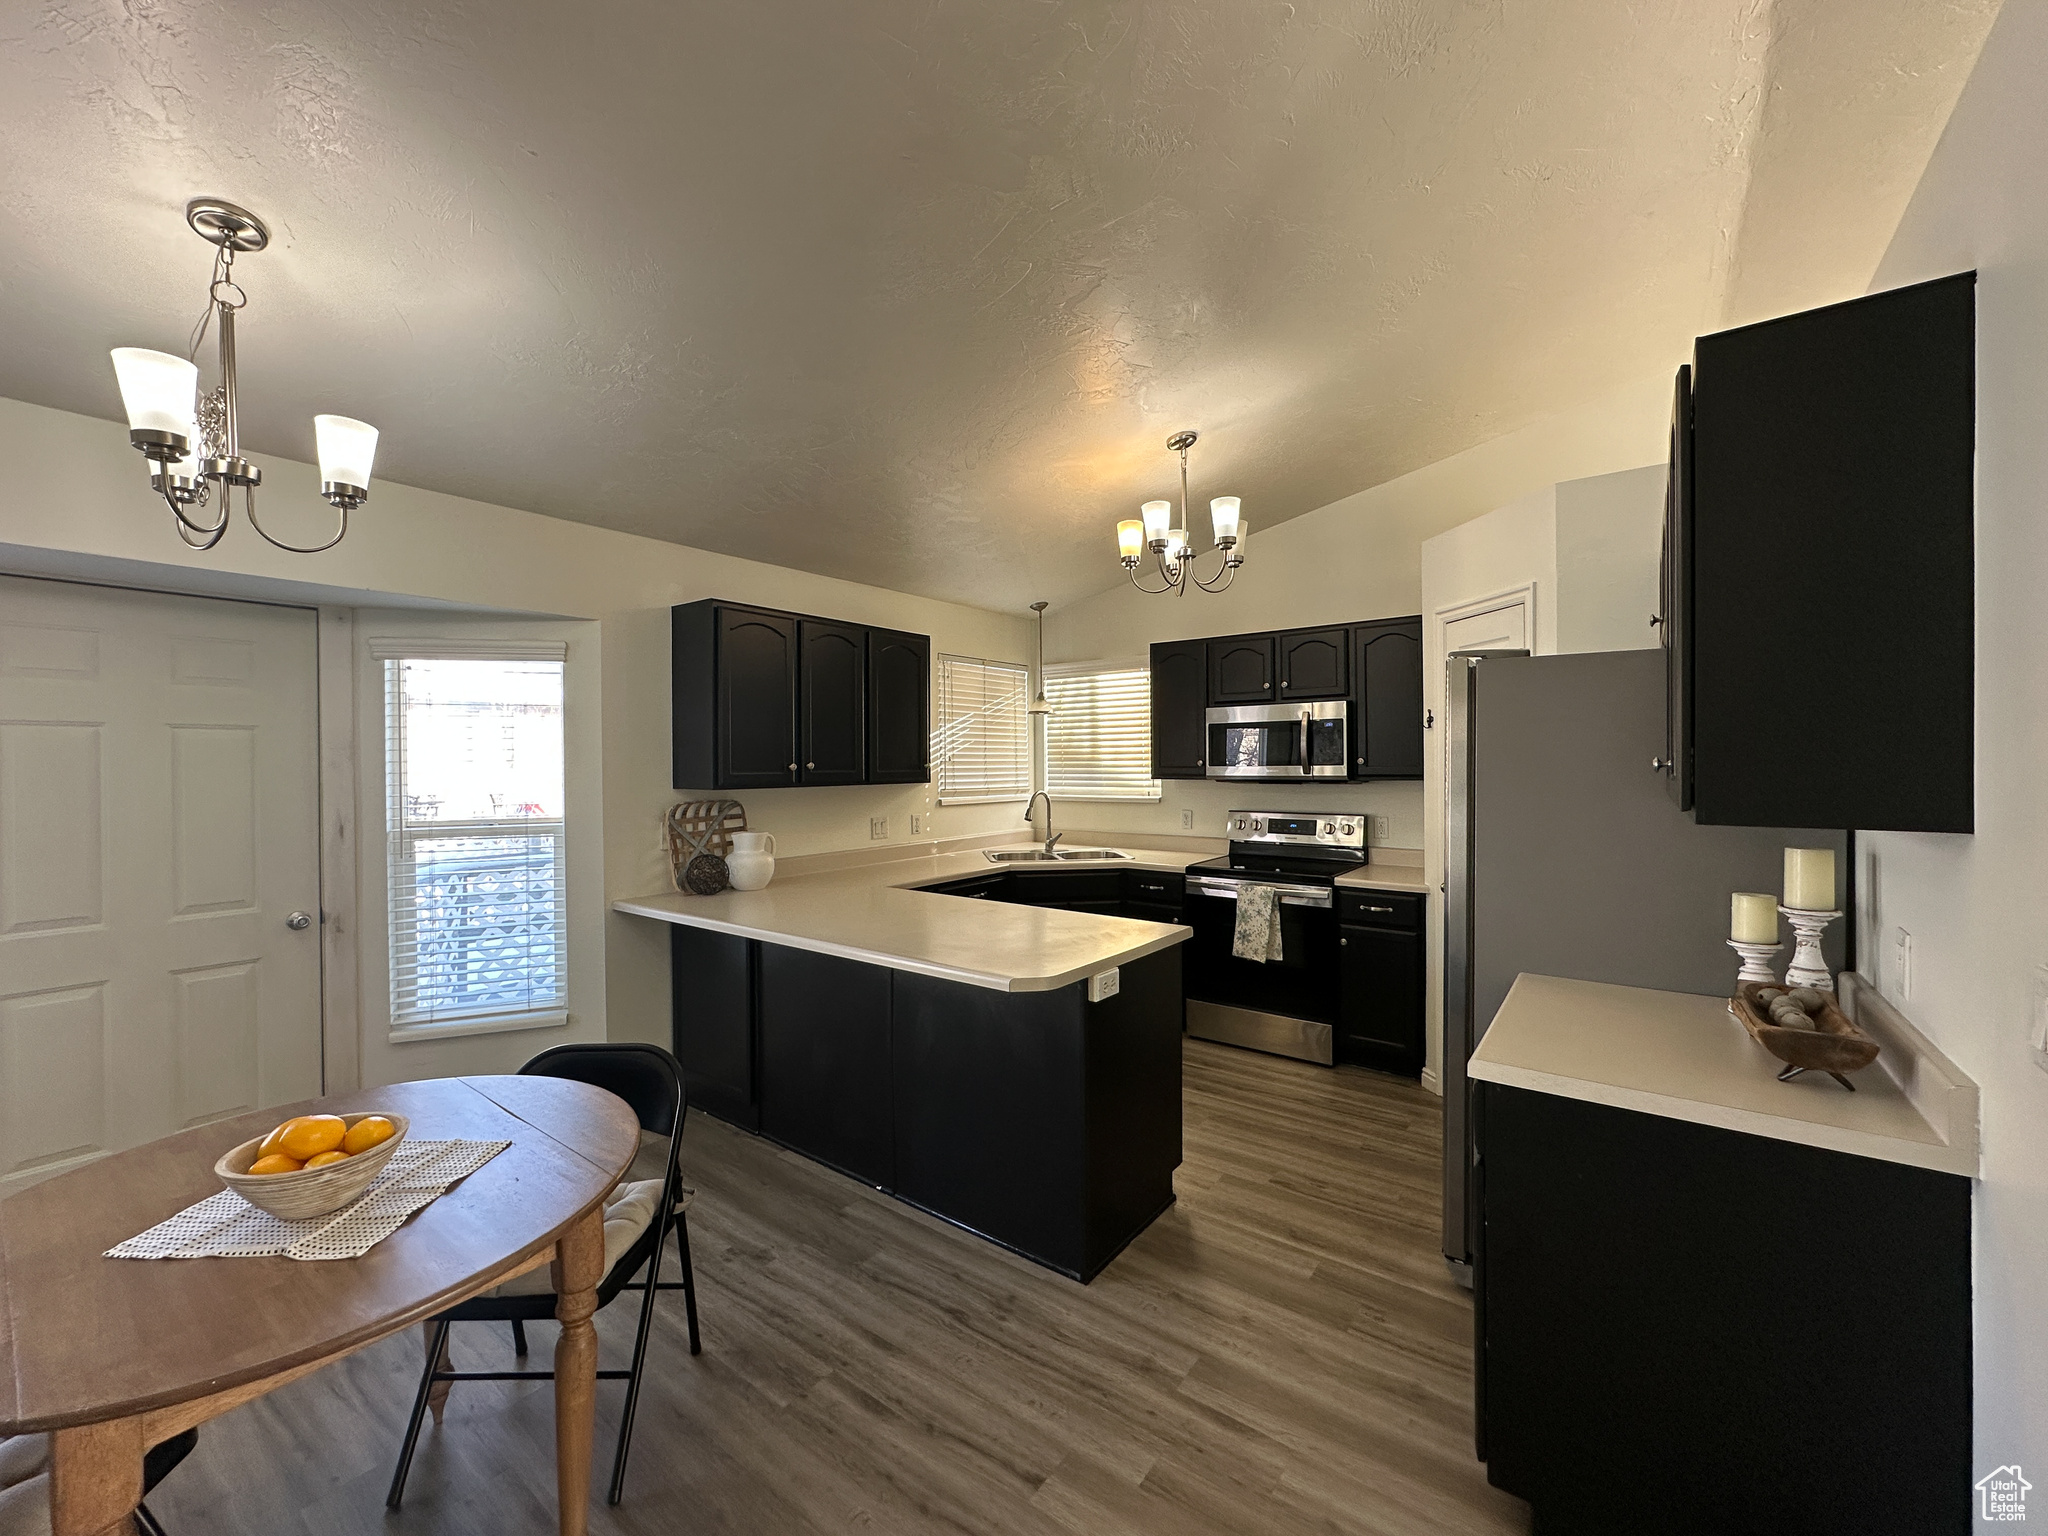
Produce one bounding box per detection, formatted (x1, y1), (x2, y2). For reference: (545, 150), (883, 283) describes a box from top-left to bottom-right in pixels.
(727, 830), (777, 891)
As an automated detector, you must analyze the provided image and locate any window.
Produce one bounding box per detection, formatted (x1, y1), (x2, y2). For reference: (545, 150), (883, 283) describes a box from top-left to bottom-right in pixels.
(1045, 660), (1162, 800)
(381, 647), (568, 1029)
(933, 653), (1030, 803)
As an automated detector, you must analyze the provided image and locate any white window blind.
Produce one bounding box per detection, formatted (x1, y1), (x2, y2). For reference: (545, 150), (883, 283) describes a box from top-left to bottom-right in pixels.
(1045, 660), (1162, 800)
(383, 653), (568, 1029)
(933, 653), (1030, 803)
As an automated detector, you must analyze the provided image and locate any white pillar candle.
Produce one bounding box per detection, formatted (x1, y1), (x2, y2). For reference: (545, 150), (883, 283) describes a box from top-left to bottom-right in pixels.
(1731, 892), (1779, 944)
(1784, 847), (1837, 912)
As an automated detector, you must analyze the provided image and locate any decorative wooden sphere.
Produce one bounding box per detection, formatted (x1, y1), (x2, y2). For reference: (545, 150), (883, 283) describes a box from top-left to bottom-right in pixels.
(683, 853), (730, 896)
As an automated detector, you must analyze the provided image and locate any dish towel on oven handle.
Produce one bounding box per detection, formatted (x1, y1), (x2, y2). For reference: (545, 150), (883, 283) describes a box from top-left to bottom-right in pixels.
(1232, 883), (1284, 963)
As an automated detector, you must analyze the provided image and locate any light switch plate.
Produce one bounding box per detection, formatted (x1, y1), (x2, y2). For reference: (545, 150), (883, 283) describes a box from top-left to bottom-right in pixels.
(909, 813), (923, 835)
(1181, 809), (1194, 830)
(1088, 968), (1121, 1003)
(869, 816), (889, 841)
(1890, 927), (1913, 1002)
(2032, 965), (2048, 1074)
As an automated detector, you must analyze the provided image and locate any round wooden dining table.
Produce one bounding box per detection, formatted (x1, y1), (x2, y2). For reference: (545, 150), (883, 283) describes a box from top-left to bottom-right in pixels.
(0, 1074), (641, 1536)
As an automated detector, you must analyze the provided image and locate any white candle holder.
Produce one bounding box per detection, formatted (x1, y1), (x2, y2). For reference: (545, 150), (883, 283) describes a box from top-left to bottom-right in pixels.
(1727, 939), (1782, 988)
(1779, 906), (1842, 992)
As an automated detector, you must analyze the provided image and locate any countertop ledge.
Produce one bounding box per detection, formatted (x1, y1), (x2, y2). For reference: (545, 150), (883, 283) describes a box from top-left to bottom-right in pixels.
(1470, 974), (1978, 1177)
(613, 842), (1424, 992)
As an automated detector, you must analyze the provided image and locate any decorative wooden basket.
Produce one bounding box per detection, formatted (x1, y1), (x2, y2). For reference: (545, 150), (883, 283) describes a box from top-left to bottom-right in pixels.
(1730, 983), (1880, 1088)
(215, 1112), (410, 1220)
(665, 799), (747, 895)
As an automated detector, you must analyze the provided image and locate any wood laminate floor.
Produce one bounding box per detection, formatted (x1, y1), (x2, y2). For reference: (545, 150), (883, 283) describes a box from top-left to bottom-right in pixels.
(145, 1040), (1531, 1534)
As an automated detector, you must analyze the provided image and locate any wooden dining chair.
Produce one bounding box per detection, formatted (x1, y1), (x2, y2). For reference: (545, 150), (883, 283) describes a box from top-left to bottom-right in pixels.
(385, 1043), (702, 1510)
(0, 1428), (198, 1536)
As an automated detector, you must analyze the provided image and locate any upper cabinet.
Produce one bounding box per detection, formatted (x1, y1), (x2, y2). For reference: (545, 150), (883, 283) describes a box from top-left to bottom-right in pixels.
(1278, 628), (1348, 700)
(1149, 640), (1209, 779)
(798, 619), (866, 785)
(1665, 271), (1975, 833)
(866, 628), (931, 784)
(1208, 634), (1275, 702)
(1353, 619), (1424, 778)
(673, 601), (931, 791)
(1147, 616), (1424, 782)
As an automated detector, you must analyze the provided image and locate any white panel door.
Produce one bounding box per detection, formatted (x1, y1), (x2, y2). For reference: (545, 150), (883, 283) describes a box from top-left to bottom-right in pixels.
(0, 575), (321, 1191)
(1443, 599), (1528, 654)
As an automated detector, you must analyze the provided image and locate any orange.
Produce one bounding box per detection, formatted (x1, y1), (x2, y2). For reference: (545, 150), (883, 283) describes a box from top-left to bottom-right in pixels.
(248, 1152), (304, 1176)
(342, 1115), (398, 1155)
(274, 1114), (347, 1161)
(302, 1149), (351, 1169)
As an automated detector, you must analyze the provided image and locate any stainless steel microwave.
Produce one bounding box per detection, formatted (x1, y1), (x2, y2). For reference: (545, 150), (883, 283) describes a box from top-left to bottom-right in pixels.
(1205, 700), (1350, 779)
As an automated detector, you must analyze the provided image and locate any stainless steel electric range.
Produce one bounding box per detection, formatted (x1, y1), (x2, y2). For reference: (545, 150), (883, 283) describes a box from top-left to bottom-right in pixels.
(1182, 810), (1367, 1066)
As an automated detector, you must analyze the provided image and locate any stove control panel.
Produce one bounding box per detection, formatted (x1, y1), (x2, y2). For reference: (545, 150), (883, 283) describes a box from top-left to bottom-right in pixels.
(1225, 811), (1367, 849)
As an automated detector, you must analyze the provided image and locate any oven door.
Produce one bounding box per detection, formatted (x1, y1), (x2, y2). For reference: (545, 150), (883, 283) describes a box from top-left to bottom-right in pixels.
(1182, 877), (1340, 1025)
(1205, 701), (1350, 779)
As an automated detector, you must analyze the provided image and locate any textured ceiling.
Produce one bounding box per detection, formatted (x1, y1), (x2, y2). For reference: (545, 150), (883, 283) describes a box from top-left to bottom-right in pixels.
(0, 0), (1999, 611)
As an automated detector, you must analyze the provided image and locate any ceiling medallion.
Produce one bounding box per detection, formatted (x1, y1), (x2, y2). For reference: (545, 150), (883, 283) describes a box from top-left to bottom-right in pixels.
(1115, 431), (1245, 596)
(109, 198), (378, 553)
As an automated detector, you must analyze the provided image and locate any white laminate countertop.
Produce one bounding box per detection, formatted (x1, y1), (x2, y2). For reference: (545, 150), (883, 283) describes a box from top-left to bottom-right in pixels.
(1470, 973), (1979, 1177)
(612, 843), (1427, 993)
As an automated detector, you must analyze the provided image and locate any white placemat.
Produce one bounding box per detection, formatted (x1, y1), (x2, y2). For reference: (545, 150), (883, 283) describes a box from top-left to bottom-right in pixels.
(106, 1138), (511, 1262)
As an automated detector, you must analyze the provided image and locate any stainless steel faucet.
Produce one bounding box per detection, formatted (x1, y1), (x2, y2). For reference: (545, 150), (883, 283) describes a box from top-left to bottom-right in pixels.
(1024, 791), (1060, 855)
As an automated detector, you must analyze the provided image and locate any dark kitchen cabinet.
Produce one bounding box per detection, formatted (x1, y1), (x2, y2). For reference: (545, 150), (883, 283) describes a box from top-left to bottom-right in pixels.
(1352, 618), (1424, 779)
(1478, 1082), (1971, 1533)
(798, 619), (866, 784)
(673, 600), (931, 791)
(715, 606), (798, 790)
(1121, 869), (1184, 925)
(867, 627), (931, 784)
(1337, 913), (1423, 1075)
(1208, 634), (1275, 703)
(758, 946), (894, 1187)
(1277, 628), (1348, 700)
(1149, 639), (1208, 778)
(925, 872), (1010, 901)
(1006, 869), (1124, 914)
(1669, 271), (1974, 832)
(669, 925), (759, 1131)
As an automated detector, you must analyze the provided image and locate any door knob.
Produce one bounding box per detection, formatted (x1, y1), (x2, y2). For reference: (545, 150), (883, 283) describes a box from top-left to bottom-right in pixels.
(286, 911), (313, 931)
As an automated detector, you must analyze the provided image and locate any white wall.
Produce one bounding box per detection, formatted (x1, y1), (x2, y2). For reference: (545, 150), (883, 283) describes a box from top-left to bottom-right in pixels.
(1044, 378), (1672, 851)
(1849, 0), (2048, 1475)
(1555, 465), (1668, 655)
(0, 395), (1036, 1063)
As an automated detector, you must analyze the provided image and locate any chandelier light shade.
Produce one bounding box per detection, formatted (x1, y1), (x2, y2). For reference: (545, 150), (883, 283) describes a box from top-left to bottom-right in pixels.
(315, 414), (380, 497)
(110, 348), (200, 444)
(109, 197), (377, 553)
(1116, 430), (1246, 596)
(1209, 495), (1241, 544)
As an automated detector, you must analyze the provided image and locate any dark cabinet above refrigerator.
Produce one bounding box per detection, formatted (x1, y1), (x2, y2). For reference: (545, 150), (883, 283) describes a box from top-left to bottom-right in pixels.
(1661, 271), (1975, 833)
(673, 600), (930, 791)
(1148, 615), (1423, 783)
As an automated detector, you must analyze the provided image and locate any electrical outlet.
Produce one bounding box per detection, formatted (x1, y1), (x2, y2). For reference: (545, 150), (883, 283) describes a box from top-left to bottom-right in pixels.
(869, 816), (889, 841)
(909, 813), (923, 836)
(1372, 815), (1391, 843)
(1181, 808), (1194, 830)
(1890, 926), (1913, 1002)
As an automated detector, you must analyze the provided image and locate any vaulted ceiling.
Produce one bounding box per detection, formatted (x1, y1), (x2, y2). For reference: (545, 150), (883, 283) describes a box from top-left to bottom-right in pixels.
(0, 0), (1999, 610)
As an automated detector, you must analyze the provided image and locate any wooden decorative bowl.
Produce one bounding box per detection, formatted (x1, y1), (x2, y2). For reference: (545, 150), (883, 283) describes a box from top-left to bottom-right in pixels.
(215, 1113), (410, 1220)
(1730, 984), (1880, 1083)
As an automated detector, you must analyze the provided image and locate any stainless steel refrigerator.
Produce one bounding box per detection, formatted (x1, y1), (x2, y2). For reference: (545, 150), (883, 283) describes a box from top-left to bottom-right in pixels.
(1441, 647), (1846, 1275)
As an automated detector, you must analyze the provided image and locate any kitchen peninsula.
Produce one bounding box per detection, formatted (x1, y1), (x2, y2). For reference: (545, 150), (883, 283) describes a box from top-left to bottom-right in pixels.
(615, 844), (1206, 1281)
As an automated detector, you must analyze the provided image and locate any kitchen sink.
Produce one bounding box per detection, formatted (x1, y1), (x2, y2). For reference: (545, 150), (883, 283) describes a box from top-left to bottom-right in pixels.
(982, 847), (1134, 863)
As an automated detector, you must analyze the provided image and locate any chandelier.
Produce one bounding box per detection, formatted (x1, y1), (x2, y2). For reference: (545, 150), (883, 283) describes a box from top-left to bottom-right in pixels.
(109, 199), (378, 553)
(1115, 430), (1246, 595)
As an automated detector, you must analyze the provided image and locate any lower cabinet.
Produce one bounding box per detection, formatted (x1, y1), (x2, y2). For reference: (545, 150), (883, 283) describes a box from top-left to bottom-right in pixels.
(1336, 890), (1424, 1075)
(669, 925), (758, 1130)
(1479, 1082), (1972, 1534)
(758, 947), (894, 1187)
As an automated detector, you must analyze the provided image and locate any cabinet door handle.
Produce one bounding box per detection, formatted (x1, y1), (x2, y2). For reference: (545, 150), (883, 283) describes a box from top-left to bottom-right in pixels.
(788, 763), (797, 773)
(806, 761), (815, 769)
(1340, 937), (1348, 946)
(1362, 904), (1394, 914)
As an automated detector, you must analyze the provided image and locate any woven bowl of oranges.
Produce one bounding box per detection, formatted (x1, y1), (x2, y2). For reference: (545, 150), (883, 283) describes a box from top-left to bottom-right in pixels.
(215, 1112), (409, 1220)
